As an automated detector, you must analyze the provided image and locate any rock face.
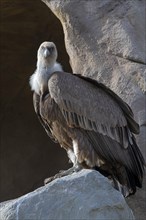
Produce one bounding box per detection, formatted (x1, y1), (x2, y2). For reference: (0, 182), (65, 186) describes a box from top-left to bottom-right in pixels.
(43, 0), (146, 160)
(0, 170), (135, 220)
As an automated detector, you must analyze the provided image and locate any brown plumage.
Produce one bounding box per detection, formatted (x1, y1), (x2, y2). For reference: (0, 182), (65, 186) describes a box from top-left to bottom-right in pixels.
(30, 42), (145, 197)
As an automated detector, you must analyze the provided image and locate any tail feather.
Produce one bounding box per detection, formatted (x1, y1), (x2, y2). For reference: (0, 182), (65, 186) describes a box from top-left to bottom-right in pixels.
(112, 136), (145, 196)
(109, 176), (135, 197)
(93, 135), (145, 197)
(127, 135), (145, 188)
(94, 166), (134, 197)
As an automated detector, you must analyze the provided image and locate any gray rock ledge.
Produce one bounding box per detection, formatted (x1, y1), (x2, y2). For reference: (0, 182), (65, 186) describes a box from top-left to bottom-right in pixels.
(0, 169), (135, 220)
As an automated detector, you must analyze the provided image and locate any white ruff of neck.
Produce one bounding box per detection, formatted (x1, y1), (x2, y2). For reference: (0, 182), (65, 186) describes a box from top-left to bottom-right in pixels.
(29, 62), (63, 95)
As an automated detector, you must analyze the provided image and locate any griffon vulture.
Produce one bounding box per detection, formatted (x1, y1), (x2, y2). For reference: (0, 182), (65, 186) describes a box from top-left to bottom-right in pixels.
(30, 41), (145, 197)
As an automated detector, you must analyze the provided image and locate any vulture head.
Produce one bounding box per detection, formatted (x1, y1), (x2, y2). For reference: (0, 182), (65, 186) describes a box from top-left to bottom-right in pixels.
(30, 41), (62, 95)
(37, 41), (58, 69)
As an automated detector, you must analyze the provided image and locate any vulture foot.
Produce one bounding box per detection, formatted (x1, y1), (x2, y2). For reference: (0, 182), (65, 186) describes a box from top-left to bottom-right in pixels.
(44, 165), (82, 185)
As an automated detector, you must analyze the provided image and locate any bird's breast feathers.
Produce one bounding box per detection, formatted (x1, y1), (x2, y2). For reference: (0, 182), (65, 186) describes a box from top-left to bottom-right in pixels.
(29, 62), (62, 95)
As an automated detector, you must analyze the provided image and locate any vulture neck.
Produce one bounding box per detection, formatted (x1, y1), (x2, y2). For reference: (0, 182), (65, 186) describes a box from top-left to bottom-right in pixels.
(37, 58), (55, 72)
(35, 58), (62, 95)
(36, 59), (55, 95)
(30, 57), (62, 96)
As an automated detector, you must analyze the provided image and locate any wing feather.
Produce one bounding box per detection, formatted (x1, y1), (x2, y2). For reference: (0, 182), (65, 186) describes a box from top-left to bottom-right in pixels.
(48, 72), (131, 148)
(85, 129), (144, 187)
(33, 92), (58, 143)
(75, 73), (140, 134)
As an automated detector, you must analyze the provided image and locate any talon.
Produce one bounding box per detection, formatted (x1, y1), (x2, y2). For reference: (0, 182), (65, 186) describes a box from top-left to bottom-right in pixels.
(44, 176), (55, 185)
(59, 170), (64, 173)
(44, 164), (83, 185)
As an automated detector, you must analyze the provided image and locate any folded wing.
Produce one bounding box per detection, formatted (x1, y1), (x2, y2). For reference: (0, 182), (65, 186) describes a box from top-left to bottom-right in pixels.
(47, 71), (144, 191)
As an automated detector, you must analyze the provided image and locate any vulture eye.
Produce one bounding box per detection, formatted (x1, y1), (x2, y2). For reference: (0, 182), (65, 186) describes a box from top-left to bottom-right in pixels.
(49, 46), (54, 53)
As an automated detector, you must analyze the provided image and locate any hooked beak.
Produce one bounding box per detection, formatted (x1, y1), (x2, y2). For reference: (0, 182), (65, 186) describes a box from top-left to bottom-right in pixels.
(44, 48), (50, 58)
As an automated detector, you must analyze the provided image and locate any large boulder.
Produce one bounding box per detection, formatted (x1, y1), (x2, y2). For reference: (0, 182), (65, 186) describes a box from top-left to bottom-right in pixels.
(0, 170), (135, 220)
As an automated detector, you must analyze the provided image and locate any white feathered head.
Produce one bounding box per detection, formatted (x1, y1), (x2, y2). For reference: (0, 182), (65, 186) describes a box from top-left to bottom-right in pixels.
(37, 41), (58, 67)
